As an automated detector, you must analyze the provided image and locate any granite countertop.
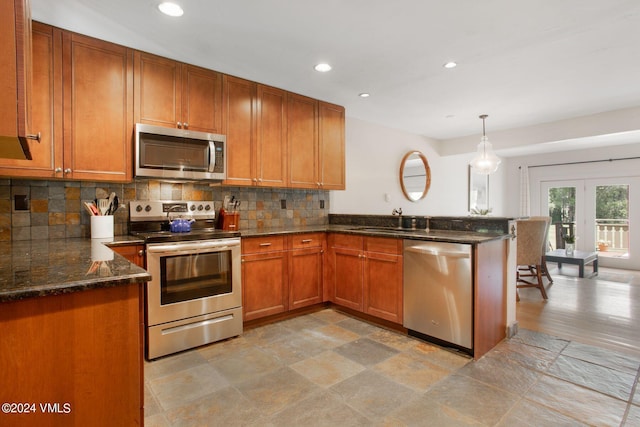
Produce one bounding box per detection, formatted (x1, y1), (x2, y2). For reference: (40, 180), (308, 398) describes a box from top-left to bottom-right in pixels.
(239, 224), (509, 244)
(0, 238), (151, 302)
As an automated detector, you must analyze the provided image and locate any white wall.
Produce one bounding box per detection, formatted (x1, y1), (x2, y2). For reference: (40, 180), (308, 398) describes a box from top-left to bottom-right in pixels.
(330, 117), (506, 216)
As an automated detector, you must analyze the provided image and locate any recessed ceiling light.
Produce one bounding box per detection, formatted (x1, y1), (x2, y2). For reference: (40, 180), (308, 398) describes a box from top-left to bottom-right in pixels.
(314, 63), (332, 72)
(443, 61), (457, 69)
(158, 2), (184, 17)
(445, 114), (455, 118)
(359, 93), (370, 98)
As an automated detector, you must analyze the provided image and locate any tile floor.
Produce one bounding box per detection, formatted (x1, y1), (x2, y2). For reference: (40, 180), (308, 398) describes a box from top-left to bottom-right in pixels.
(144, 309), (640, 426)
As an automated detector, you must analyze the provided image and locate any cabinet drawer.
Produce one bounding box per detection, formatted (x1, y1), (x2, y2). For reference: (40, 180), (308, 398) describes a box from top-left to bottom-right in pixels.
(365, 237), (401, 254)
(330, 233), (363, 250)
(290, 233), (325, 249)
(242, 235), (285, 253)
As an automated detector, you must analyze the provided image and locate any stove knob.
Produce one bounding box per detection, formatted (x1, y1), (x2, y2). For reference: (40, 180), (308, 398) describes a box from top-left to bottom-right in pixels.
(190, 205), (196, 211)
(145, 205), (152, 212)
(204, 204), (211, 211)
(198, 204), (204, 211)
(136, 205), (143, 212)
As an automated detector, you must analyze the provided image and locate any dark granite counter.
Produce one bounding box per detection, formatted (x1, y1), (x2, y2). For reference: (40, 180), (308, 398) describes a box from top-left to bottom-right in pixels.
(238, 224), (509, 244)
(0, 238), (151, 302)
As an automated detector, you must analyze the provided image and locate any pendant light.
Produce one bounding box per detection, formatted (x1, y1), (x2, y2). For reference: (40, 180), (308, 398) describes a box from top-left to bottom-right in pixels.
(469, 114), (501, 174)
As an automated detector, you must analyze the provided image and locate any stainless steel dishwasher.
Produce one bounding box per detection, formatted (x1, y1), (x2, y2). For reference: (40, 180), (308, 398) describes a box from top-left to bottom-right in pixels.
(403, 240), (473, 352)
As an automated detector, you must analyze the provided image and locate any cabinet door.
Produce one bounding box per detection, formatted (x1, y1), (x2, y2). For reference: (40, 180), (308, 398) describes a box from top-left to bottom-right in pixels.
(242, 251), (288, 321)
(364, 251), (403, 324)
(63, 32), (133, 181)
(318, 101), (345, 190)
(0, 22), (62, 178)
(182, 64), (222, 133)
(0, 0), (32, 156)
(332, 246), (363, 311)
(289, 246), (323, 310)
(223, 75), (256, 186)
(134, 51), (181, 128)
(256, 85), (287, 187)
(111, 244), (146, 268)
(288, 93), (318, 188)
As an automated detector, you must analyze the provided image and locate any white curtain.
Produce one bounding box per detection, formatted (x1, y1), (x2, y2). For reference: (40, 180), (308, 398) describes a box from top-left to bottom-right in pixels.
(519, 166), (530, 217)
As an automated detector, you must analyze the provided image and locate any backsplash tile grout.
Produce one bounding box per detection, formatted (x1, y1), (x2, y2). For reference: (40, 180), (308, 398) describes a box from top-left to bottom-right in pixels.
(0, 179), (329, 241)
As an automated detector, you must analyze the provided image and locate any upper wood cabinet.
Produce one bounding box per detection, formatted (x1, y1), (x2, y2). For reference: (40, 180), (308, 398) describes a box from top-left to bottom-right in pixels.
(288, 95), (345, 190)
(0, 21), (62, 177)
(223, 76), (288, 187)
(0, 0), (35, 159)
(134, 51), (223, 133)
(0, 23), (133, 181)
(62, 31), (133, 181)
(318, 101), (345, 190)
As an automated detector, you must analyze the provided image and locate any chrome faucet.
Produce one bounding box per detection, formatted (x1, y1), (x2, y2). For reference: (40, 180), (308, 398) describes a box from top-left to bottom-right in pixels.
(392, 208), (402, 228)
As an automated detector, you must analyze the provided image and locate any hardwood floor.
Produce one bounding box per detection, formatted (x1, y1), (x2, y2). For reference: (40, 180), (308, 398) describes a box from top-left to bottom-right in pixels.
(516, 264), (640, 358)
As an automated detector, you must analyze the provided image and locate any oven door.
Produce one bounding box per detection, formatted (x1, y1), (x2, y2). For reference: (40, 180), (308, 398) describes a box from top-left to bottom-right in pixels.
(145, 238), (241, 327)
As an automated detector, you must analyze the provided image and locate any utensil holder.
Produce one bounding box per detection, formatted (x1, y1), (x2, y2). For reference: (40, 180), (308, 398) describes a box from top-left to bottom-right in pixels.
(91, 215), (114, 239)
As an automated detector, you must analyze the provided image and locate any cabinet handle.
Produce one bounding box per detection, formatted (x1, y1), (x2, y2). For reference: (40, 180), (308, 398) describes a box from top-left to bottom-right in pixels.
(259, 242), (272, 247)
(137, 250), (145, 257)
(177, 122), (182, 128)
(64, 168), (72, 174)
(301, 239), (312, 243)
(54, 167), (62, 173)
(183, 122), (188, 128)
(26, 132), (41, 142)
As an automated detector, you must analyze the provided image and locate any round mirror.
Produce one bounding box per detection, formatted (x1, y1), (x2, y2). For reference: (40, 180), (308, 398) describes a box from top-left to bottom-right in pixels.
(399, 151), (431, 202)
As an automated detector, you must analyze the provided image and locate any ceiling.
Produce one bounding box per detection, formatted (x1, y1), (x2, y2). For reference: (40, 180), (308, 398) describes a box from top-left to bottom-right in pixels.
(30, 0), (640, 151)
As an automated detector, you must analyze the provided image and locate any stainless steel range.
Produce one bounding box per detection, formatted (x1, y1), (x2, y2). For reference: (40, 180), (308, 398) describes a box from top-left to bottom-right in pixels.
(130, 200), (242, 360)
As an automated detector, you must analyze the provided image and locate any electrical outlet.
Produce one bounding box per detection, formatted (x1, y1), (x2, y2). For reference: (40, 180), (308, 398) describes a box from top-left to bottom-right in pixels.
(319, 200), (325, 209)
(14, 195), (29, 211)
(280, 199), (287, 209)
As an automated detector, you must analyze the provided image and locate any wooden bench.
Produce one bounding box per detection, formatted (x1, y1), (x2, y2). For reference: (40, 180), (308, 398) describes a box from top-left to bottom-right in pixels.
(545, 249), (598, 278)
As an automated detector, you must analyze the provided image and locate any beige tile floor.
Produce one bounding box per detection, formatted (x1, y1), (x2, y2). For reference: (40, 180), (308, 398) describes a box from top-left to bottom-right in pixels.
(144, 308), (640, 426)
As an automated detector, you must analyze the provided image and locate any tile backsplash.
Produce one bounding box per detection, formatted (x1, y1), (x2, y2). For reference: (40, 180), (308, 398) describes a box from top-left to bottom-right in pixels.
(0, 179), (329, 241)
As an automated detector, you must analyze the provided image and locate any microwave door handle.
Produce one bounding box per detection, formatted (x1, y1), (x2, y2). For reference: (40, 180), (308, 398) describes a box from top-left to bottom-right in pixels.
(208, 141), (216, 172)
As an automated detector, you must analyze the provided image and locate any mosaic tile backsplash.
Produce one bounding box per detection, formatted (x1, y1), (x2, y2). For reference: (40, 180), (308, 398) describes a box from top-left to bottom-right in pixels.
(0, 179), (329, 241)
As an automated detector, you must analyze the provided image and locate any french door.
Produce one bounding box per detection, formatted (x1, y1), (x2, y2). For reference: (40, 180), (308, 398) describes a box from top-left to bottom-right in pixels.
(541, 178), (638, 270)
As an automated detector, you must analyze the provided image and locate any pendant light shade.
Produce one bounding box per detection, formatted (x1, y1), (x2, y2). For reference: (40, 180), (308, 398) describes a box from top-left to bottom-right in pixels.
(469, 114), (501, 174)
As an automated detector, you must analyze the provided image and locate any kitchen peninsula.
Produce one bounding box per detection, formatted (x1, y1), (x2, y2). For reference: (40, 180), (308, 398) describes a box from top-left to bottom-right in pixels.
(0, 239), (150, 426)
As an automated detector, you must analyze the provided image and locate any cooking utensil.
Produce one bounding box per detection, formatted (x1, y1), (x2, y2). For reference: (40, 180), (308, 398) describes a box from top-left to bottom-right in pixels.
(97, 198), (109, 216)
(106, 192), (116, 215)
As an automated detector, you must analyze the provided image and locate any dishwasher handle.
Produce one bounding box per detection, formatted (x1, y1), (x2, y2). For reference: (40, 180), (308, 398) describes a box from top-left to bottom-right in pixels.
(404, 245), (470, 258)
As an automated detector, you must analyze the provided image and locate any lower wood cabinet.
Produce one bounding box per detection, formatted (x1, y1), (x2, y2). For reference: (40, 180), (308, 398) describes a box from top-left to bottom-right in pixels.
(289, 233), (325, 310)
(241, 235), (288, 321)
(241, 233), (326, 321)
(328, 233), (403, 324)
(0, 284), (143, 426)
(110, 243), (146, 268)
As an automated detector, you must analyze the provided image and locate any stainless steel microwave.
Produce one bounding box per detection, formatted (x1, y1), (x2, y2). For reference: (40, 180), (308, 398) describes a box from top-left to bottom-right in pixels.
(135, 123), (226, 181)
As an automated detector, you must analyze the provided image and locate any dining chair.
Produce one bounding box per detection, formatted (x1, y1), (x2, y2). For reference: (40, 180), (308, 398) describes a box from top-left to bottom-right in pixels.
(528, 215), (553, 283)
(516, 219), (549, 300)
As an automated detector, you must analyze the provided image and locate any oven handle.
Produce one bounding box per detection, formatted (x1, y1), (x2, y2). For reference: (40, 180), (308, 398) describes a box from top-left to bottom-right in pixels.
(146, 239), (240, 255)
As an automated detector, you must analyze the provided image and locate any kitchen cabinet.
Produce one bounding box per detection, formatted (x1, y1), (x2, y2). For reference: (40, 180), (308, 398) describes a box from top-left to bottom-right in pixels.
(0, 21), (62, 177)
(241, 235), (288, 321)
(0, 23), (132, 181)
(328, 234), (403, 324)
(288, 233), (325, 310)
(62, 31), (133, 181)
(0, 0), (36, 160)
(134, 51), (223, 133)
(223, 76), (287, 187)
(288, 96), (345, 190)
(110, 243), (146, 268)
(0, 284), (143, 426)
